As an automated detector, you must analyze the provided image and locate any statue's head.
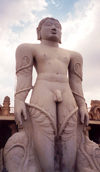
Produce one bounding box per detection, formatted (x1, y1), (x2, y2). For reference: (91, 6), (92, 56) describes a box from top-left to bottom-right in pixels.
(37, 17), (62, 44)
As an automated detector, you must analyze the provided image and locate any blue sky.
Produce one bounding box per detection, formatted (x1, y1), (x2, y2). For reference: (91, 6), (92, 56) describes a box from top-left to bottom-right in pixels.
(10, 0), (77, 34)
(45, 0), (76, 20)
(0, 0), (100, 107)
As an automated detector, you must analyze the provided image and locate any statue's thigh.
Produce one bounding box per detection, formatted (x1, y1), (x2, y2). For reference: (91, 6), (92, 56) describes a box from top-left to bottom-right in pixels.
(57, 91), (77, 127)
(58, 93), (77, 171)
(31, 119), (55, 172)
(30, 91), (56, 172)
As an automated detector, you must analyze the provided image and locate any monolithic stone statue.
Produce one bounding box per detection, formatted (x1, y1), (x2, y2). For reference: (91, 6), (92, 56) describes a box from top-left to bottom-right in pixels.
(4, 17), (100, 172)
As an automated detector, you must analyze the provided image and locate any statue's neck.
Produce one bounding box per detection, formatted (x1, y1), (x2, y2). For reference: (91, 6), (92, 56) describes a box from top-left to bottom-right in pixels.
(41, 40), (59, 48)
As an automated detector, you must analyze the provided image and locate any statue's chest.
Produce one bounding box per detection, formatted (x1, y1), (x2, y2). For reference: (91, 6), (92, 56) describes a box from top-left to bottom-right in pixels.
(36, 48), (70, 65)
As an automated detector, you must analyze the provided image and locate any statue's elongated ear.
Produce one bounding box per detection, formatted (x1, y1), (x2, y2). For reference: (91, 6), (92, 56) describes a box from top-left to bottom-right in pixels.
(59, 35), (62, 44)
(59, 39), (61, 44)
(37, 27), (41, 40)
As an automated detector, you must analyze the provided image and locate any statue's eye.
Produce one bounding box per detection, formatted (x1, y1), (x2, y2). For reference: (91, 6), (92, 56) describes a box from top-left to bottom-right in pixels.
(45, 22), (52, 26)
(44, 22), (60, 29)
(55, 24), (60, 28)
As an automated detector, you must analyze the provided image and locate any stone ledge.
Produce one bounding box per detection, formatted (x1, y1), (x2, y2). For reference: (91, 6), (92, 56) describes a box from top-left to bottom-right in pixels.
(89, 120), (100, 125)
(0, 116), (15, 121)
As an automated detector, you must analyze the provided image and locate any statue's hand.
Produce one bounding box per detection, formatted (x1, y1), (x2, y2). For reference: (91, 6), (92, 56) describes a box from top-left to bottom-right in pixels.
(79, 105), (89, 126)
(14, 99), (27, 128)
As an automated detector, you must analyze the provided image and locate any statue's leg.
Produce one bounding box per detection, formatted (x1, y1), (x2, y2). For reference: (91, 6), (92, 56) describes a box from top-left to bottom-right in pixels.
(30, 91), (56, 172)
(58, 92), (77, 172)
(30, 122), (55, 172)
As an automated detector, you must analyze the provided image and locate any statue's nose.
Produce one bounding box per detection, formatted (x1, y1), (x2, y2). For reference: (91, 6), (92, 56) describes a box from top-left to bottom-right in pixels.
(51, 28), (56, 32)
(51, 25), (56, 30)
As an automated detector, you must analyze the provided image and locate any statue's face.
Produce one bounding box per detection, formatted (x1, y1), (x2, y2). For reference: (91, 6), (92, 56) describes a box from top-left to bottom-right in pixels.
(40, 19), (62, 43)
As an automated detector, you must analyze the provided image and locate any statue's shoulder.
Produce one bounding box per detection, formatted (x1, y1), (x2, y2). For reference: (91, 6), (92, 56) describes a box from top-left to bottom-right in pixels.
(16, 43), (39, 55)
(15, 43), (40, 69)
(59, 48), (82, 59)
(69, 50), (83, 61)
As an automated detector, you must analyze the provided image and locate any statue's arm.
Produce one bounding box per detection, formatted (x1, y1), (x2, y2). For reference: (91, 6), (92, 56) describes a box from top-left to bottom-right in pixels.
(68, 52), (89, 126)
(14, 44), (33, 128)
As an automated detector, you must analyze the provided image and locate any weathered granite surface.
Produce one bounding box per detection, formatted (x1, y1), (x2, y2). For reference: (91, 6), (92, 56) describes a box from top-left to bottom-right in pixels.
(4, 17), (100, 172)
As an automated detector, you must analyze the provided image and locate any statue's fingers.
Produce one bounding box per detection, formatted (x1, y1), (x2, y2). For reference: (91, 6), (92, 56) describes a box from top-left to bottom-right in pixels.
(86, 114), (89, 126)
(18, 124), (23, 129)
(14, 112), (18, 125)
(22, 107), (27, 120)
(18, 122), (23, 129)
(17, 114), (23, 128)
(14, 109), (23, 128)
(81, 114), (84, 124)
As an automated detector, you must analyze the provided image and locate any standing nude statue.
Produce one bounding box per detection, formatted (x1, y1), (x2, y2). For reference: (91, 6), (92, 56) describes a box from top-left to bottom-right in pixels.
(4, 17), (100, 172)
